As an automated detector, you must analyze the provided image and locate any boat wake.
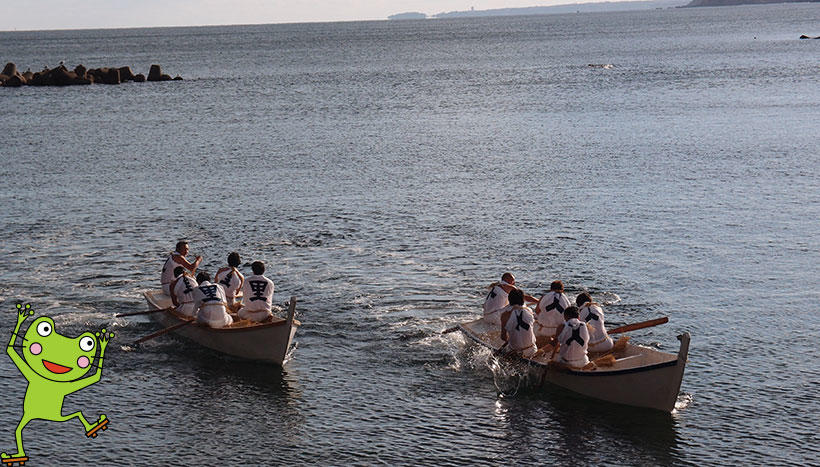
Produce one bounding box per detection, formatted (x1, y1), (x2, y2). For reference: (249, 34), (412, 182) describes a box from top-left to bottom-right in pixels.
(674, 393), (693, 412)
(282, 341), (299, 365)
(600, 291), (622, 306)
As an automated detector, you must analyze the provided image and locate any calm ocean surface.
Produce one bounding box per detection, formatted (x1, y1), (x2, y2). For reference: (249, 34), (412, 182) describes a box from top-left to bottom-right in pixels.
(1, 4), (819, 465)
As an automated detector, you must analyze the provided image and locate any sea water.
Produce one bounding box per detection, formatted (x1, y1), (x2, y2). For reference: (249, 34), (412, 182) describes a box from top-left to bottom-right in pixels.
(0, 4), (818, 464)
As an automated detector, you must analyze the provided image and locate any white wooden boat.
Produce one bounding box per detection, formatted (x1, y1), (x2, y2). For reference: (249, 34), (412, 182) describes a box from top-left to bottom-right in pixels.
(143, 289), (300, 366)
(456, 318), (689, 413)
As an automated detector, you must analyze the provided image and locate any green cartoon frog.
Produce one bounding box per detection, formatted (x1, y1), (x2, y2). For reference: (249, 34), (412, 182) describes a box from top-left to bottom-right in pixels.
(2, 304), (114, 465)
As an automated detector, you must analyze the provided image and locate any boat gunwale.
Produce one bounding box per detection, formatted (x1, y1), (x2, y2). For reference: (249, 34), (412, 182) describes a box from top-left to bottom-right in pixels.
(457, 321), (682, 376)
(143, 290), (300, 334)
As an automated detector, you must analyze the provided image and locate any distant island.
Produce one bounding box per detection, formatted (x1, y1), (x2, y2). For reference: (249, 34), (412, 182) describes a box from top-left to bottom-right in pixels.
(683, 0), (818, 6)
(389, 0), (819, 19)
(390, 0), (684, 19)
(387, 12), (427, 20)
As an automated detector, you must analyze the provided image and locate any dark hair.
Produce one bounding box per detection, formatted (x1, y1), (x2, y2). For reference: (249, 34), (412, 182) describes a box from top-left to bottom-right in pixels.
(251, 261), (265, 275)
(563, 305), (579, 320)
(508, 288), (524, 306)
(550, 280), (564, 292)
(501, 272), (514, 283)
(175, 241), (188, 252)
(575, 292), (592, 307)
(196, 272), (210, 283)
(173, 266), (184, 277)
(228, 252), (241, 267)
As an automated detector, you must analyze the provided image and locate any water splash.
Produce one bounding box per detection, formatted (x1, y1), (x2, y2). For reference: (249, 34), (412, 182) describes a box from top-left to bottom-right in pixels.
(674, 393), (693, 412)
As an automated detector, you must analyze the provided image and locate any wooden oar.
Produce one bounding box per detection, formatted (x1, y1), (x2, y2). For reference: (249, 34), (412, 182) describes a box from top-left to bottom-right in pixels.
(608, 317), (668, 334)
(133, 320), (194, 345)
(115, 307), (173, 318)
(441, 325), (460, 335)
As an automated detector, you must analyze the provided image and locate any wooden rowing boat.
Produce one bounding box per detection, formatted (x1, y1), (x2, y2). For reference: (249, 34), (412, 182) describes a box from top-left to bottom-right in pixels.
(456, 318), (689, 413)
(142, 289), (300, 366)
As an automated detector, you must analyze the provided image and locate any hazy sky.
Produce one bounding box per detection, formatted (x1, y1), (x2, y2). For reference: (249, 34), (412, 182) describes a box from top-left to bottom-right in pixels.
(0, 1), (594, 31)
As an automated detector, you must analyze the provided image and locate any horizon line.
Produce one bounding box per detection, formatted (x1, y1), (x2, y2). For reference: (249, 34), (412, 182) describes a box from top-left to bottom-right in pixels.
(0, 0), (678, 34)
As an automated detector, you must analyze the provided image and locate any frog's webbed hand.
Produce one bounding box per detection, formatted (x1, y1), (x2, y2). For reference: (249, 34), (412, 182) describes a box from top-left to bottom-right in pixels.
(6, 304), (33, 377)
(97, 329), (115, 360)
(69, 329), (115, 393)
(8, 303), (33, 351)
(13, 303), (33, 333)
(91, 329), (114, 378)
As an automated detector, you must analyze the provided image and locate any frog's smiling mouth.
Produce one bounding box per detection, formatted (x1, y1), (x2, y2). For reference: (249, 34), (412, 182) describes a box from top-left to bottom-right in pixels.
(42, 359), (72, 374)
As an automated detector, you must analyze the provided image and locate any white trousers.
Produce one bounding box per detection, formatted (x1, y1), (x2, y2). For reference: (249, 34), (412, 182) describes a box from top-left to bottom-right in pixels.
(239, 308), (272, 323)
(177, 302), (197, 318)
(197, 305), (233, 328)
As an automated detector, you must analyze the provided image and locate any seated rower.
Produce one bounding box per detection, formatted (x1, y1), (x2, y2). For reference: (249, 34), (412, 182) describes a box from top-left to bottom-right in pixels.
(192, 272), (233, 328)
(534, 280), (571, 347)
(214, 252), (244, 312)
(238, 261), (275, 323)
(160, 241), (202, 295)
(555, 306), (590, 369)
(576, 292), (613, 353)
(483, 272), (537, 327)
(500, 289), (537, 358)
(170, 266), (199, 318)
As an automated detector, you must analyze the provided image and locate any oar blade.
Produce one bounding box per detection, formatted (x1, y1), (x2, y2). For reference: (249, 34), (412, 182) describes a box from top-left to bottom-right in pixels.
(133, 320), (194, 345)
(115, 307), (172, 318)
(608, 317), (668, 334)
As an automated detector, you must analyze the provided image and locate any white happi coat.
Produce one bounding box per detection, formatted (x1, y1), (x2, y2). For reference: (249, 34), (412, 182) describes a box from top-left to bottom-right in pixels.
(192, 281), (232, 328)
(214, 266), (244, 300)
(557, 318), (590, 368)
(161, 252), (184, 295)
(239, 274), (275, 322)
(483, 281), (512, 326)
(535, 291), (571, 338)
(579, 303), (613, 353)
(172, 274), (199, 318)
(503, 305), (537, 357)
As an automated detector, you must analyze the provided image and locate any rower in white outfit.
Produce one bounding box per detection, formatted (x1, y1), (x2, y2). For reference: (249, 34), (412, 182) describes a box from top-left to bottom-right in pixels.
(160, 241), (202, 295)
(534, 280), (572, 347)
(170, 266), (199, 318)
(576, 292), (613, 353)
(214, 252), (244, 311)
(555, 306), (590, 368)
(238, 261), (275, 323)
(500, 289), (537, 358)
(483, 272), (537, 327)
(192, 272), (233, 328)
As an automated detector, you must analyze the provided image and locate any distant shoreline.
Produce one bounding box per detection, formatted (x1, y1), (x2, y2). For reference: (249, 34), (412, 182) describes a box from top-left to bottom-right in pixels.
(682, 0), (818, 7)
(389, 0), (818, 19)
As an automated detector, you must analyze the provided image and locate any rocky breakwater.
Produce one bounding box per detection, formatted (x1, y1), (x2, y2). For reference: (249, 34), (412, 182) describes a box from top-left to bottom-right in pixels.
(0, 62), (182, 87)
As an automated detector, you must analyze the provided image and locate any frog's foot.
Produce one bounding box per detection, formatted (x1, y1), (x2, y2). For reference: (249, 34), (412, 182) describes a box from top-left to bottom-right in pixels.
(0, 453), (29, 467)
(85, 415), (109, 439)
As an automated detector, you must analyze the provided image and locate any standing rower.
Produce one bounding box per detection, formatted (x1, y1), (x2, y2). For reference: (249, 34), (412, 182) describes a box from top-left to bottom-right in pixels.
(238, 261), (275, 323)
(483, 272), (537, 326)
(160, 241), (202, 295)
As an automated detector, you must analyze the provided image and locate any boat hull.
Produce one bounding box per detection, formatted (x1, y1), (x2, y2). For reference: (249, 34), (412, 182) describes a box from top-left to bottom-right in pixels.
(143, 290), (298, 366)
(458, 318), (689, 413)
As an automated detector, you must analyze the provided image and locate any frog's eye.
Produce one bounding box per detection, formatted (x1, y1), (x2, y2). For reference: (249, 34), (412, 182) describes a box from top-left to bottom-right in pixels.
(37, 322), (52, 337)
(79, 336), (95, 352)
